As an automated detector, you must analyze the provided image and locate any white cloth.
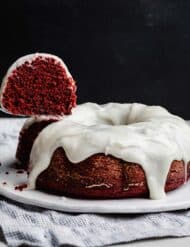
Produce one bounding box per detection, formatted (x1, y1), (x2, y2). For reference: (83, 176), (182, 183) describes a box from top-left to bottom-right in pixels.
(1, 197), (190, 247)
(0, 118), (190, 247)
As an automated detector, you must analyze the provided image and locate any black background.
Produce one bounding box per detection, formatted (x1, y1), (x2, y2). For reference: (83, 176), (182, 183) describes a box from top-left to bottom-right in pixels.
(0, 0), (190, 118)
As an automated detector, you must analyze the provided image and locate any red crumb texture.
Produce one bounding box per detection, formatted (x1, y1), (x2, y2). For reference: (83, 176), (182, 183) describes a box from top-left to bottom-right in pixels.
(2, 56), (77, 115)
(15, 183), (27, 191)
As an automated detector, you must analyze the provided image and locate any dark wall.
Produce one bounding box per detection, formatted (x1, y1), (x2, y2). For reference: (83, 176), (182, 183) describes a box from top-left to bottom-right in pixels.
(0, 0), (190, 118)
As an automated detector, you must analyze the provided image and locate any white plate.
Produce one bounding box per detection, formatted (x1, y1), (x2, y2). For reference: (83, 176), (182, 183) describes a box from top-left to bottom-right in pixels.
(0, 118), (190, 214)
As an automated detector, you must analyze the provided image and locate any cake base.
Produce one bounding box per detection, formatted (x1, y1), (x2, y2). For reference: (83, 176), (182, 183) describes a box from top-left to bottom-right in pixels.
(36, 148), (189, 199)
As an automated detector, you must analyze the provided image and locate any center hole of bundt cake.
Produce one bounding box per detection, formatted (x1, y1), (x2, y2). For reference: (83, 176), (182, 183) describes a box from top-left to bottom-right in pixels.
(101, 119), (129, 126)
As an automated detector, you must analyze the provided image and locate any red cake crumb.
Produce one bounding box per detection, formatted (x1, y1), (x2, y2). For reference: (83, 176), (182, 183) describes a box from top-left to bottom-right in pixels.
(15, 183), (27, 191)
(2, 55), (77, 115)
(16, 170), (25, 174)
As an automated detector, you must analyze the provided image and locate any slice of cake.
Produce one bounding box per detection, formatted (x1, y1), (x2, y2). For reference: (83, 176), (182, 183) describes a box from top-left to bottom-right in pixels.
(0, 53), (76, 116)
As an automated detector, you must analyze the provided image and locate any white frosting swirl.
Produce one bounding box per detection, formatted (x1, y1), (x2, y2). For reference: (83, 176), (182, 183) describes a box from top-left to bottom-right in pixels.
(27, 102), (190, 199)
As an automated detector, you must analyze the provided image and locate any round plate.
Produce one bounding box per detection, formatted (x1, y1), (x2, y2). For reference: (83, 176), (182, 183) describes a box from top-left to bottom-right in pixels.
(0, 118), (190, 213)
(0, 161), (190, 213)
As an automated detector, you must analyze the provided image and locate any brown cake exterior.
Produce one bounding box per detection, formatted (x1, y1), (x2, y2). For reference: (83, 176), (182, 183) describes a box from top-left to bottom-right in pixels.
(37, 148), (189, 198)
(16, 119), (56, 168)
(16, 120), (190, 198)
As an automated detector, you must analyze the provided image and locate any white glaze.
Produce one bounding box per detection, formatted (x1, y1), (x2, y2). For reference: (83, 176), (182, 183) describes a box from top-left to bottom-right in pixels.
(27, 102), (190, 199)
(0, 53), (73, 114)
(22, 115), (63, 130)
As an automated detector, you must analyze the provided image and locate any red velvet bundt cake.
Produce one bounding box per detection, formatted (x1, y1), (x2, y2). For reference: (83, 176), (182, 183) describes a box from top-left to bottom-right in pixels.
(0, 53), (76, 115)
(2, 53), (189, 200)
(16, 103), (190, 199)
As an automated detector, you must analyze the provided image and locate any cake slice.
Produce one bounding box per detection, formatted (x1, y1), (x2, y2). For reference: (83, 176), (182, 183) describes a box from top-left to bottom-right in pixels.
(0, 53), (76, 116)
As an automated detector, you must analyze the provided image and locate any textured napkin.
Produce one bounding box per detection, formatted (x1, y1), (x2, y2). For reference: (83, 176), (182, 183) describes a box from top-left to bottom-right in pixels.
(1, 196), (190, 247)
(1, 118), (190, 247)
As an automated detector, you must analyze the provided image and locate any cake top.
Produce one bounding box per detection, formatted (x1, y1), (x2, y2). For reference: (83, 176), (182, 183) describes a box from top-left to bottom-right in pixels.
(27, 102), (190, 199)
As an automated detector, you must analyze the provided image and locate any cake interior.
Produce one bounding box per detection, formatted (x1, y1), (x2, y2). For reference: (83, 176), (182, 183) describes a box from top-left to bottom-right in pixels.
(2, 56), (76, 115)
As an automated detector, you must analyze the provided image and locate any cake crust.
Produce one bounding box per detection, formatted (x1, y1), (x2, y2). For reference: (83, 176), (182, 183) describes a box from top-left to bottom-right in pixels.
(35, 147), (188, 198)
(16, 119), (56, 167)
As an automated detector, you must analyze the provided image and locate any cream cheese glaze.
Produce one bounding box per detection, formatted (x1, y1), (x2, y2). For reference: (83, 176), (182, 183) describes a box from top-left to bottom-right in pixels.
(27, 102), (190, 199)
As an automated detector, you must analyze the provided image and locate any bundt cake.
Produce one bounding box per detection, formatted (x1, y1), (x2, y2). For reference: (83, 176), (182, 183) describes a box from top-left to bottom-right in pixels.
(1, 53), (190, 200)
(16, 103), (190, 199)
(0, 53), (76, 116)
